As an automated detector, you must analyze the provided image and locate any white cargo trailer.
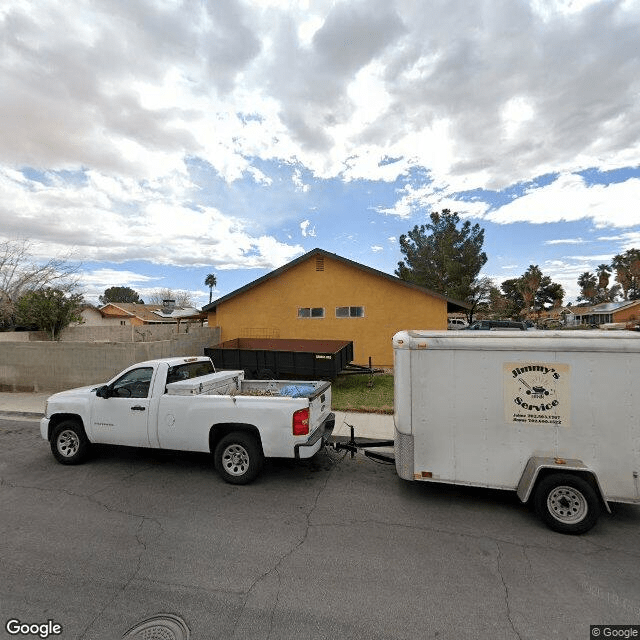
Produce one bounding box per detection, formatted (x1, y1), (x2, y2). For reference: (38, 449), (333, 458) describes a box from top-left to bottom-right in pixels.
(392, 330), (640, 533)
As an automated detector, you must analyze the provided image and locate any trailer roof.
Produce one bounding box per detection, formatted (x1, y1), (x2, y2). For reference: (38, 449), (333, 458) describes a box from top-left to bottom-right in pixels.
(394, 330), (640, 352)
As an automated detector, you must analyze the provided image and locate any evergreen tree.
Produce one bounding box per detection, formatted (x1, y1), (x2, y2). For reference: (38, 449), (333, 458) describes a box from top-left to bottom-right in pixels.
(395, 209), (487, 302)
(99, 286), (144, 305)
(16, 287), (83, 340)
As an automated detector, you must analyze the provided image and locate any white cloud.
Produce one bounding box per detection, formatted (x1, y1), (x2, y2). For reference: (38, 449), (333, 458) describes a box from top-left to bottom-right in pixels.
(486, 174), (640, 227)
(300, 219), (316, 237)
(544, 238), (587, 245)
(371, 245), (383, 252)
(292, 168), (309, 192)
(1, 0), (639, 293)
(0, 0), (638, 192)
(0, 167), (303, 270)
(379, 182), (491, 218)
(81, 268), (159, 287)
(79, 268), (161, 304)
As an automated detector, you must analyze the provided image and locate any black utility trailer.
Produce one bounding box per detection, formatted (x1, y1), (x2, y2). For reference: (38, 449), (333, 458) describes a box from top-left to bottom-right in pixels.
(205, 338), (368, 379)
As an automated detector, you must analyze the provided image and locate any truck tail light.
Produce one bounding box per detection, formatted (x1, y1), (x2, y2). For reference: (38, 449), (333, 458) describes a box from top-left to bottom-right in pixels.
(293, 408), (310, 436)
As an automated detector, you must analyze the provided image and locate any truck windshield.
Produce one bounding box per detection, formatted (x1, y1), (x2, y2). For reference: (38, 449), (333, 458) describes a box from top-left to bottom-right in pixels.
(166, 361), (215, 384)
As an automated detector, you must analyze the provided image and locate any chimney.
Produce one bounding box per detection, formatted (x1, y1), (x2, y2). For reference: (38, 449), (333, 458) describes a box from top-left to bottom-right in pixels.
(162, 299), (176, 314)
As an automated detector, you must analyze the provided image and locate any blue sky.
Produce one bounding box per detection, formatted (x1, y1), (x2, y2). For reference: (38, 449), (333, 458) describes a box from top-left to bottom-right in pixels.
(1, 0), (639, 308)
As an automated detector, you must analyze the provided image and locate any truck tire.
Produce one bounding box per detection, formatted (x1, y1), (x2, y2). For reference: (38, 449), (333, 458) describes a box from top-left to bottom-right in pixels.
(214, 432), (263, 485)
(51, 420), (91, 465)
(534, 473), (601, 534)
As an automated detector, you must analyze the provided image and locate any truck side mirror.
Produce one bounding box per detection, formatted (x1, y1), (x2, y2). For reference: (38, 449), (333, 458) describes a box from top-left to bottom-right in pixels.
(96, 385), (111, 399)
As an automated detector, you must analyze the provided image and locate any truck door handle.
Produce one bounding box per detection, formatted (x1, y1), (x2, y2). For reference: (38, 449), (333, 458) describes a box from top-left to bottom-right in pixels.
(131, 405), (146, 412)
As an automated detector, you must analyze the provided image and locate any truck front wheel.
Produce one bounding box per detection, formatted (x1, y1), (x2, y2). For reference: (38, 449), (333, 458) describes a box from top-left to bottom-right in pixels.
(214, 432), (263, 484)
(51, 420), (91, 465)
(534, 473), (601, 534)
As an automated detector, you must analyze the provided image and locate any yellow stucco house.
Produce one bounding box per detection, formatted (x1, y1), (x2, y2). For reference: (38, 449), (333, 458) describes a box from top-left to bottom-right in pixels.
(203, 248), (468, 367)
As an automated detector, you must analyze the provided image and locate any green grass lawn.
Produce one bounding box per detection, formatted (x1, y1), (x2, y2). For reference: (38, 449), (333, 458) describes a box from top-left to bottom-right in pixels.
(331, 373), (394, 414)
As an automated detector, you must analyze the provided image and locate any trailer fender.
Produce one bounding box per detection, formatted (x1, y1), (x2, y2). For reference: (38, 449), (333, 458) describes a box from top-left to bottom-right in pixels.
(517, 456), (610, 513)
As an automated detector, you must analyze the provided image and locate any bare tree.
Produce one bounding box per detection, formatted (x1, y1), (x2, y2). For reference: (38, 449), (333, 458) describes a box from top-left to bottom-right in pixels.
(0, 239), (80, 328)
(147, 288), (194, 307)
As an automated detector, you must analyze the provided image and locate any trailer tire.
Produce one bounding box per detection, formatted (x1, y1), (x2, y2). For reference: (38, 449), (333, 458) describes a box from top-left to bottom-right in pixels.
(214, 432), (263, 484)
(534, 473), (601, 534)
(51, 420), (91, 465)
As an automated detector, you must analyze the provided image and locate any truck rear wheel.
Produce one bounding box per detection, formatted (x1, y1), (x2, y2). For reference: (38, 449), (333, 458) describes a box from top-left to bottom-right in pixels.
(534, 473), (601, 534)
(214, 432), (263, 484)
(51, 420), (91, 465)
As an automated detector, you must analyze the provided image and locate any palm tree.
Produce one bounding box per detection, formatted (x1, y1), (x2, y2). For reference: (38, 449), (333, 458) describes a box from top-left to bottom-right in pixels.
(596, 264), (611, 291)
(205, 273), (217, 304)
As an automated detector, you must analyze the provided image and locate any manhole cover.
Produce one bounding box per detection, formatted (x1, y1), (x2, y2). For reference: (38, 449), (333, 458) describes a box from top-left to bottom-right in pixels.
(122, 614), (190, 640)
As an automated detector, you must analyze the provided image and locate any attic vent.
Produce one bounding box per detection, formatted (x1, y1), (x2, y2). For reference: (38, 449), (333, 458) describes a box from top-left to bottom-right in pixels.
(316, 257), (324, 272)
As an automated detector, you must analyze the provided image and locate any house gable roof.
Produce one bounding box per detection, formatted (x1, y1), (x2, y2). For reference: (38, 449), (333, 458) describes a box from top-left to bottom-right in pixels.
(571, 300), (640, 315)
(100, 303), (204, 323)
(203, 248), (470, 313)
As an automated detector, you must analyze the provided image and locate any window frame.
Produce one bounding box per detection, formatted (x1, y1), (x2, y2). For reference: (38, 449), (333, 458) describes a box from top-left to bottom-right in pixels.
(335, 306), (365, 318)
(111, 366), (154, 398)
(297, 307), (325, 319)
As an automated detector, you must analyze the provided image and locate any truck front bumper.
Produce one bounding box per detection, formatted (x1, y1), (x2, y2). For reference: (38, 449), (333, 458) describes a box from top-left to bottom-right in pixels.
(295, 412), (335, 459)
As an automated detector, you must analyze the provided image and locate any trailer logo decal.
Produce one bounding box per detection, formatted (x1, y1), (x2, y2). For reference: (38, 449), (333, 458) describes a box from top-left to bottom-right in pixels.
(504, 362), (570, 427)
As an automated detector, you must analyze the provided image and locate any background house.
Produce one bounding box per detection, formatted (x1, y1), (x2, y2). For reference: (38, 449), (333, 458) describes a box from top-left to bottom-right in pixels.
(83, 300), (205, 327)
(570, 300), (640, 327)
(203, 248), (468, 367)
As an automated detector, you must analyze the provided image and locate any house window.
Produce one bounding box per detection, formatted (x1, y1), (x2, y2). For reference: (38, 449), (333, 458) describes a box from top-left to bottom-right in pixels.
(336, 306), (365, 318)
(298, 307), (325, 319)
(120, 321), (127, 326)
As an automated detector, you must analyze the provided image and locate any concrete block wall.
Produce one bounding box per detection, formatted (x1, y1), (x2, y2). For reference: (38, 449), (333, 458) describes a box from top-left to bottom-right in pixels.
(59, 323), (199, 342)
(0, 323), (205, 343)
(0, 326), (221, 392)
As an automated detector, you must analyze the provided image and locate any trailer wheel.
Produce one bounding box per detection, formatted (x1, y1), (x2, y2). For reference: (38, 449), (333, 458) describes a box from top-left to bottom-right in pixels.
(51, 420), (91, 465)
(214, 432), (263, 484)
(534, 473), (601, 534)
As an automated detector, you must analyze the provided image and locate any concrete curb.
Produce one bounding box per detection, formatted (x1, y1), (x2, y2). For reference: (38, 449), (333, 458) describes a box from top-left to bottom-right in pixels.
(0, 411), (43, 420)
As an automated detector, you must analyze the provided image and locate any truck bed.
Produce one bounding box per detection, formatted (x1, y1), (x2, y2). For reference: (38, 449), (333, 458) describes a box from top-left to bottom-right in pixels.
(165, 370), (330, 399)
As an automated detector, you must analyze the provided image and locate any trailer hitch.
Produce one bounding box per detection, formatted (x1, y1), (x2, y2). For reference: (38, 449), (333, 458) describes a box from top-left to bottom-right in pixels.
(331, 423), (395, 464)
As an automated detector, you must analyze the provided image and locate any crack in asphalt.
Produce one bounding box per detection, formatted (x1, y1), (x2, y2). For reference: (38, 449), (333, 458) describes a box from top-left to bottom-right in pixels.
(4, 442), (639, 639)
(301, 516), (640, 559)
(496, 542), (524, 640)
(78, 517), (158, 640)
(1, 471), (168, 639)
(230, 448), (348, 640)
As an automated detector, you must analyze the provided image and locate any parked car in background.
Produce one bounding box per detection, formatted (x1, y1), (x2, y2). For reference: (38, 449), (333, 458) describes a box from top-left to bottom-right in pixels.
(538, 318), (563, 330)
(466, 320), (527, 331)
(447, 318), (469, 330)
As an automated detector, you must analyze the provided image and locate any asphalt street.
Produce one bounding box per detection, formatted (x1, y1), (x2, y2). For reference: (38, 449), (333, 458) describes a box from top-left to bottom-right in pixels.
(1, 416), (639, 640)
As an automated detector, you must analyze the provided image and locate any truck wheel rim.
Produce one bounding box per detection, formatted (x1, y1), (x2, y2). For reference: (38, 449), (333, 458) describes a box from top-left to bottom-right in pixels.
(222, 444), (250, 476)
(547, 486), (588, 524)
(58, 429), (80, 457)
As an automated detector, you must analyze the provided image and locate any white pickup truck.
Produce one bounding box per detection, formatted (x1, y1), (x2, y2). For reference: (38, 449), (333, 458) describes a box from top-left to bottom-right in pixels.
(40, 356), (334, 484)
